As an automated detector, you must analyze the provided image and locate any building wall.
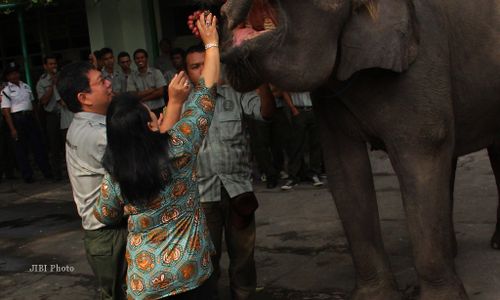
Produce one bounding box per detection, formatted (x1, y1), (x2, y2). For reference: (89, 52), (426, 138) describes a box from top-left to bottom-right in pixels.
(85, 0), (159, 60)
(0, 0), (90, 86)
(85, 0), (221, 68)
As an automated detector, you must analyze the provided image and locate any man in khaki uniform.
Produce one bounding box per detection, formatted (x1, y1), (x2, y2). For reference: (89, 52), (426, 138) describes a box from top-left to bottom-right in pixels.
(58, 62), (127, 300)
(127, 48), (166, 117)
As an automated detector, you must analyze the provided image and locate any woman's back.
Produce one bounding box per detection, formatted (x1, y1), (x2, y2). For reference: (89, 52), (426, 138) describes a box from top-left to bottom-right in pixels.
(95, 80), (217, 299)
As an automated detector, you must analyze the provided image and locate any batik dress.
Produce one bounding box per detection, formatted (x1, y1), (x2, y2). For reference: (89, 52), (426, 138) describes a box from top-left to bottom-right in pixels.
(94, 79), (216, 300)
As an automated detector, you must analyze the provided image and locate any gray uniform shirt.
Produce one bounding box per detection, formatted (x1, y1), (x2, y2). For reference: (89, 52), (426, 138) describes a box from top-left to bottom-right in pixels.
(154, 54), (174, 74)
(36, 73), (61, 113)
(66, 112), (107, 230)
(115, 69), (134, 93)
(126, 67), (166, 110)
(196, 84), (263, 203)
(101, 67), (122, 94)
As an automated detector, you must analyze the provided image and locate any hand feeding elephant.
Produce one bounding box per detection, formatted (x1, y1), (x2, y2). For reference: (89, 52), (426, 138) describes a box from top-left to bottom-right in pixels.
(199, 0), (500, 299)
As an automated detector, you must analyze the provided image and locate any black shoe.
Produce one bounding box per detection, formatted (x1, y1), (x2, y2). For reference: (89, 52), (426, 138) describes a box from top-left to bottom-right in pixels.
(52, 173), (63, 182)
(24, 177), (35, 184)
(266, 179), (278, 189)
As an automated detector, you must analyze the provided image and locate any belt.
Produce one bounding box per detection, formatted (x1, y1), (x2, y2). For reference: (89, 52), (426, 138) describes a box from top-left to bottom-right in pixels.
(295, 106), (313, 112)
(45, 110), (60, 115)
(86, 218), (128, 231)
(11, 110), (33, 116)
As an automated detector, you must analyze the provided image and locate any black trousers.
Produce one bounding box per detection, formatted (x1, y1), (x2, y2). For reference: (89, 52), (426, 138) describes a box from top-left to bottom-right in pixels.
(159, 280), (212, 300)
(287, 108), (323, 180)
(0, 119), (16, 179)
(249, 108), (294, 180)
(45, 111), (63, 178)
(10, 111), (52, 180)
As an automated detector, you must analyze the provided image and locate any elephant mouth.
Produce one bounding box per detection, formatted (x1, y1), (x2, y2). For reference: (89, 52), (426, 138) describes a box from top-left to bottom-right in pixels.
(218, 0), (282, 91)
(229, 0), (280, 46)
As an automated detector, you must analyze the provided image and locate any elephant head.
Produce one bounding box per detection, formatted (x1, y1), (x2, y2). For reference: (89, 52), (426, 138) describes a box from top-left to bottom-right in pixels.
(204, 0), (419, 92)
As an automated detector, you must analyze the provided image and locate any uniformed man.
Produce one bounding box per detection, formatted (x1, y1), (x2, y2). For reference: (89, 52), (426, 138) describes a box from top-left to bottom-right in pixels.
(127, 48), (167, 117)
(36, 54), (63, 180)
(185, 45), (276, 300)
(57, 62), (127, 300)
(0, 79), (16, 183)
(116, 51), (133, 93)
(281, 91), (324, 190)
(100, 47), (122, 93)
(1, 62), (52, 183)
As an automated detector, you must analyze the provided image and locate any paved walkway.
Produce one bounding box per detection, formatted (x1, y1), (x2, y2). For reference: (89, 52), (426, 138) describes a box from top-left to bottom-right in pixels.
(0, 150), (498, 299)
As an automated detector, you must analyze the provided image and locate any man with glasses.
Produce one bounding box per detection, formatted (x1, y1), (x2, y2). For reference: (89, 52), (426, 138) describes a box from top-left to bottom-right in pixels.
(57, 62), (127, 300)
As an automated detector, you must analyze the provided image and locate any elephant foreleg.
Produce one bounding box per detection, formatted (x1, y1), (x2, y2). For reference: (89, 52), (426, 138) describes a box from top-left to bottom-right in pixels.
(314, 99), (400, 300)
(387, 145), (467, 300)
(487, 141), (500, 249)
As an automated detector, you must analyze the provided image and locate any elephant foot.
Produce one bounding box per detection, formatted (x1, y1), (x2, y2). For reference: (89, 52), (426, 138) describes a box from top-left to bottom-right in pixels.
(350, 281), (402, 300)
(490, 229), (500, 249)
(419, 282), (468, 300)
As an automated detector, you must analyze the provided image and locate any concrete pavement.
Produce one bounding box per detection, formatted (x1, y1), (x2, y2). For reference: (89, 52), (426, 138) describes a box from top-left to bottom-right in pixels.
(0, 150), (498, 299)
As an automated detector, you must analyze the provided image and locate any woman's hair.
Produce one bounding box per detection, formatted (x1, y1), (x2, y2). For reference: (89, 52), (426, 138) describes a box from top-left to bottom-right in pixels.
(103, 93), (170, 207)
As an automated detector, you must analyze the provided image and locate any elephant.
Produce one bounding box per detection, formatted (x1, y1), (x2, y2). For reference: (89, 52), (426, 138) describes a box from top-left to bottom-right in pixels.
(475, 142), (500, 249)
(489, 142), (500, 249)
(450, 142), (500, 253)
(199, 0), (500, 299)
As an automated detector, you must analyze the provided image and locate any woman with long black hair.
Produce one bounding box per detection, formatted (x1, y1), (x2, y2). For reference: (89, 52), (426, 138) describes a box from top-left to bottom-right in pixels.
(93, 12), (220, 300)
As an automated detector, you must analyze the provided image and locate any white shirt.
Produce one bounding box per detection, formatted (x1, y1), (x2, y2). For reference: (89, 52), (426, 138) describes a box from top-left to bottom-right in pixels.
(1, 81), (34, 113)
(290, 92), (313, 107)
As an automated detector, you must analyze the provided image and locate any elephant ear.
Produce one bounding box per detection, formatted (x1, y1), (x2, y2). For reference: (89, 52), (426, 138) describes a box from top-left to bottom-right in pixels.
(337, 0), (419, 80)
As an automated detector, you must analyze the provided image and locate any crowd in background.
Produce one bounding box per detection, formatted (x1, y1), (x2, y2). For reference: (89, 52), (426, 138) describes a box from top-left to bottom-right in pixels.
(0, 37), (326, 190)
(0, 15), (328, 298)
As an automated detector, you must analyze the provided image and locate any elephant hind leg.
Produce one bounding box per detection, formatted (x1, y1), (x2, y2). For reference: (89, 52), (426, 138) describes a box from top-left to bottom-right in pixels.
(387, 145), (468, 300)
(314, 99), (400, 300)
(487, 141), (500, 250)
(449, 158), (458, 257)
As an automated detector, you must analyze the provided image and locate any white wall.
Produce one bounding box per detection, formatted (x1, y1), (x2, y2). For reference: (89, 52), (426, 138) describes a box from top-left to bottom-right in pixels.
(85, 0), (159, 59)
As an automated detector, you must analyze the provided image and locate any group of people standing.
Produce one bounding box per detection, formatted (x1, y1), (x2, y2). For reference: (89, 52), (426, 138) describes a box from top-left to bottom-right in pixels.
(1, 8), (326, 300)
(56, 12), (271, 300)
(249, 90), (325, 190)
(0, 55), (73, 184)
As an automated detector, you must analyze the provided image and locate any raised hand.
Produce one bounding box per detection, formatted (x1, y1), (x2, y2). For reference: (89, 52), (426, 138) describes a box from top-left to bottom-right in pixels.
(197, 12), (219, 47)
(168, 71), (191, 106)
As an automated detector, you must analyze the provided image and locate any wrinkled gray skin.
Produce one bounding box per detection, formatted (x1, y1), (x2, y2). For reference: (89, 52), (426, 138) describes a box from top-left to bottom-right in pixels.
(201, 0), (500, 299)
